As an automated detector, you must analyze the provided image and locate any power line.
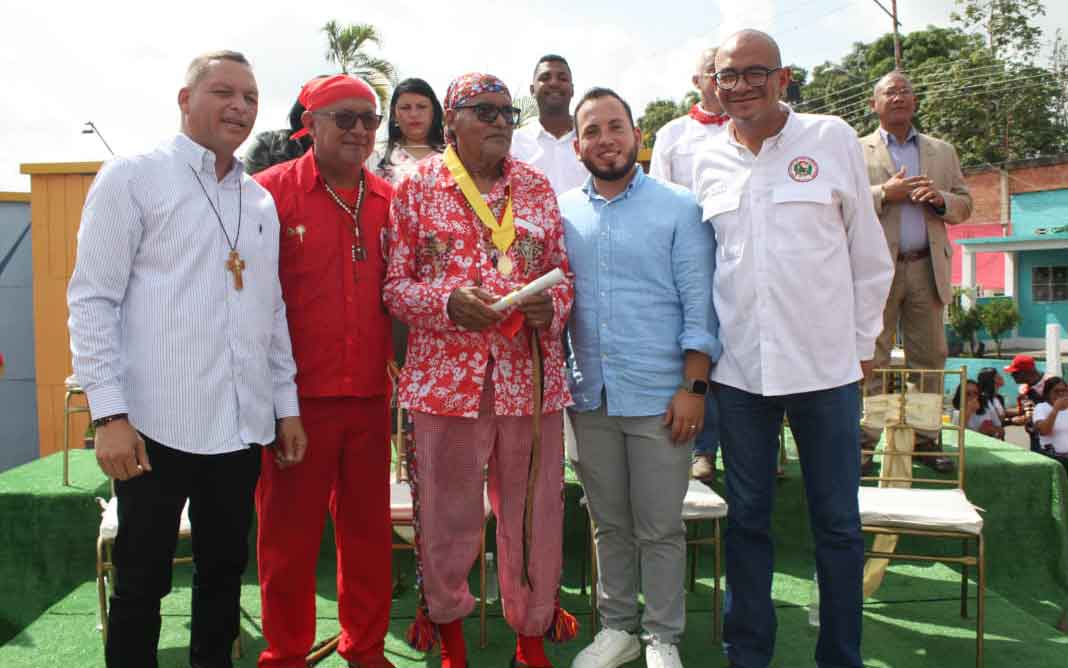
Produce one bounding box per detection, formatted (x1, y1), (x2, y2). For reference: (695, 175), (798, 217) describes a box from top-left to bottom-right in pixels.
(803, 62), (1026, 114)
(825, 70), (1060, 119)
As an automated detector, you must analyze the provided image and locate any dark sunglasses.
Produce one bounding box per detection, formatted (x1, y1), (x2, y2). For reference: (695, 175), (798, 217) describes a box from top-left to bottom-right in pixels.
(313, 110), (383, 131)
(453, 103), (521, 126)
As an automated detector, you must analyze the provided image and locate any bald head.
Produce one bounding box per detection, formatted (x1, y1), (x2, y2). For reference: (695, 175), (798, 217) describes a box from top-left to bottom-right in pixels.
(696, 47), (718, 75)
(717, 30), (781, 70)
(874, 70), (912, 96)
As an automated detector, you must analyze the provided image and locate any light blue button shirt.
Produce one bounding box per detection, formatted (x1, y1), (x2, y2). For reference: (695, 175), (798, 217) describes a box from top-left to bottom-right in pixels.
(560, 166), (721, 417)
(879, 127), (928, 253)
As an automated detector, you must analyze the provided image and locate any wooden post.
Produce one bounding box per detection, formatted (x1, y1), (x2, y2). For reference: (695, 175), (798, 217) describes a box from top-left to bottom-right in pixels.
(19, 162), (103, 458)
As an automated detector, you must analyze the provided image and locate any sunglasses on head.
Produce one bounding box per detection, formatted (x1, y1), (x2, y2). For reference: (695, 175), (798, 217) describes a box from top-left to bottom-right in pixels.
(453, 103), (521, 126)
(313, 110), (383, 131)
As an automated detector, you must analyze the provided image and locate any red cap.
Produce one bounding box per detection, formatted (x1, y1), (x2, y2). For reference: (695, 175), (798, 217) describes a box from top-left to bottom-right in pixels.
(1003, 354), (1037, 374)
(290, 75), (377, 140)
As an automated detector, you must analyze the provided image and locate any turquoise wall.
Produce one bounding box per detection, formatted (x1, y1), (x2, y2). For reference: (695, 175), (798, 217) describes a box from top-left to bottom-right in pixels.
(1018, 251), (1067, 338)
(1011, 189), (1068, 236)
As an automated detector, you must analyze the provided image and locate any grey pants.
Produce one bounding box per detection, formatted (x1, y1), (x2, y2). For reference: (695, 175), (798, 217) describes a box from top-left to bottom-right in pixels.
(570, 402), (692, 643)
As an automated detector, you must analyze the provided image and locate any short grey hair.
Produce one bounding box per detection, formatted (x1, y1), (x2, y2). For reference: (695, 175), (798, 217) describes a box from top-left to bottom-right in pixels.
(184, 50), (251, 87)
(873, 70), (914, 97)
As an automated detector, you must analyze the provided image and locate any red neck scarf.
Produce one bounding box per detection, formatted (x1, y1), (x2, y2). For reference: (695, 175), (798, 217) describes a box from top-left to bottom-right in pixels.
(689, 104), (728, 126)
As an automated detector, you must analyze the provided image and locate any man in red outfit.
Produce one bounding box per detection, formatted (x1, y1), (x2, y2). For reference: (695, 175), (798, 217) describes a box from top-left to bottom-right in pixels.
(254, 74), (394, 668)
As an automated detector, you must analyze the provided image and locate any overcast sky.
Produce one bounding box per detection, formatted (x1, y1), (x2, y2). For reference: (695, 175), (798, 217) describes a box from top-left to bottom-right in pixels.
(1, 0), (1065, 191)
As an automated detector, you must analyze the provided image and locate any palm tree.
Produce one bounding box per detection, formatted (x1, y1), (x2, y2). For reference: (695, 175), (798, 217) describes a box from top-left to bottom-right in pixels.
(322, 20), (397, 112)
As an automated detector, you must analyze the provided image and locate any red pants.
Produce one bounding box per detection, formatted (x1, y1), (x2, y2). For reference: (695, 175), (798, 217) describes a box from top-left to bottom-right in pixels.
(256, 396), (391, 667)
(413, 384), (564, 636)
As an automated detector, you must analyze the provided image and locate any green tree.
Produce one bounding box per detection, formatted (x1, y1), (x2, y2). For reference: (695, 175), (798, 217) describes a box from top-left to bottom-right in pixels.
(797, 21), (1068, 167)
(948, 288), (983, 356)
(514, 95), (540, 129)
(322, 20), (396, 112)
(977, 298), (1021, 357)
(951, 0), (1047, 61)
(637, 99), (685, 149)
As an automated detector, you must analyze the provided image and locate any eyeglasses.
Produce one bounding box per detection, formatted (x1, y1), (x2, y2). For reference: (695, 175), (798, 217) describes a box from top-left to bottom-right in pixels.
(453, 103), (522, 126)
(714, 66), (782, 90)
(313, 110), (383, 132)
(880, 87), (915, 98)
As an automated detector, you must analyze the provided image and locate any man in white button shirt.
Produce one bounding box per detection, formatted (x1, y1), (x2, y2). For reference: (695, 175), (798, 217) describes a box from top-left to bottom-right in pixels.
(649, 47), (728, 190)
(67, 50), (307, 668)
(693, 31), (893, 668)
(511, 54), (590, 194)
(650, 46), (729, 482)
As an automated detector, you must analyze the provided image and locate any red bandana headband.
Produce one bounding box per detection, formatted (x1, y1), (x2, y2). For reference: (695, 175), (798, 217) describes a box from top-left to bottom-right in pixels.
(290, 74), (378, 140)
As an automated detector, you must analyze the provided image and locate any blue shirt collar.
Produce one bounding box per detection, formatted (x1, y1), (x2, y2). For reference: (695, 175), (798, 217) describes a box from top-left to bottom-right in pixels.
(581, 163), (645, 203)
(879, 126), (917, 146)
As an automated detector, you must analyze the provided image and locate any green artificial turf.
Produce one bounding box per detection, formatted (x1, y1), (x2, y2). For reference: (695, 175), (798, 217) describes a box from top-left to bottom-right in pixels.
(2, 440), (1067, 666)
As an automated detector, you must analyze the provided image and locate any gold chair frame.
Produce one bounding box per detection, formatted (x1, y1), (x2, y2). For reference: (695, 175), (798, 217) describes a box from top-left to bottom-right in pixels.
(63, 376), (90, 486)
(583, 493), (724, 642)
(95, 499), (243, 659)
(861, 366), (985, 668)
(390, 398), (489, 649)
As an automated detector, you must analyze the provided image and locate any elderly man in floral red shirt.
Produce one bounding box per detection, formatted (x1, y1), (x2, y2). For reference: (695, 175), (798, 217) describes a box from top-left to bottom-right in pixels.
(384, 72), (574, 668)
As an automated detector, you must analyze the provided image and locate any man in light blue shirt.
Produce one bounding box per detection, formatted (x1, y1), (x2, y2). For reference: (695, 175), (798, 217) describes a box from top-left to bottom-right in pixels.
(561, 87), (720, 668)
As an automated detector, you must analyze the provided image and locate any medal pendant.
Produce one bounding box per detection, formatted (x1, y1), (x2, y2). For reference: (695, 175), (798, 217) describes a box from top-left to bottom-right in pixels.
(497, 254), (513, 276)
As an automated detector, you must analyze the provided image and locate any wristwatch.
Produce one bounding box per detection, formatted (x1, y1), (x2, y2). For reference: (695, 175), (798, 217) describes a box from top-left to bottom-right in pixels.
(92, 413), (128, 428)
(681, 379), (709, 396)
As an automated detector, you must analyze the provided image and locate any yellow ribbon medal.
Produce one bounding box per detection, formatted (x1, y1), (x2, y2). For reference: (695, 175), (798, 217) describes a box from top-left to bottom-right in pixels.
(443, 145), (516, 275)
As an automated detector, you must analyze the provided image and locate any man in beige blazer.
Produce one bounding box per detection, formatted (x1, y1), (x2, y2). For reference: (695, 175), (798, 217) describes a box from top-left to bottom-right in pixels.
(860, 70), (973, 473)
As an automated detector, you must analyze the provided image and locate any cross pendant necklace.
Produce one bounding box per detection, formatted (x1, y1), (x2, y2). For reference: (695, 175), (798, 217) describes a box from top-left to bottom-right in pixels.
(190, 166), (245, 290)
(323, 173), (366, 264)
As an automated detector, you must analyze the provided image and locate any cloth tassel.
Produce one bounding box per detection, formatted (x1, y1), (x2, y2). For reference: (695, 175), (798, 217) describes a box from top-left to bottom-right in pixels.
(405, 608), (438, 652)
(544, 604), (579, 643)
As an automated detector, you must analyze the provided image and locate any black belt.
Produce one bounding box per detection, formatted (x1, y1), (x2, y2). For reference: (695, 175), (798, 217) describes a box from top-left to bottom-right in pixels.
(897, 248), (930, 263)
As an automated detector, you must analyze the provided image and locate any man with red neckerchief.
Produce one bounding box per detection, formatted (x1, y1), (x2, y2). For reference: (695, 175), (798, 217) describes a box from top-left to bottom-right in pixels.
(253, 74), (394, 668)
(649, 46), (728, 484)
(384, 72), (574, 668)
(649, 47), (728, 192)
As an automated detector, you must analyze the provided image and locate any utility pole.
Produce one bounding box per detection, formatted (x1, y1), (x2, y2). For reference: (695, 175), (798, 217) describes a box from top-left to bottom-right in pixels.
(871, 0), (903, 69)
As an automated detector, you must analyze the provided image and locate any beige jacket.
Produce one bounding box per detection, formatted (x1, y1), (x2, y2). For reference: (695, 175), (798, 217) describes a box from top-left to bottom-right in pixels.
(860, 129), (973, 305)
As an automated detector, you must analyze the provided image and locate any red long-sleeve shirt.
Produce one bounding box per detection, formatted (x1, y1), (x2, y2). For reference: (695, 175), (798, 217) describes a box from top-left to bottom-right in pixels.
(256, 150), (393, 398)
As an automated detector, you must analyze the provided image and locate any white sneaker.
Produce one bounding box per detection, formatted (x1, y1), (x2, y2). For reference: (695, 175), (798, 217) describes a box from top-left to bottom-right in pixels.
(570, 627), (641, 668)
(644, 639), (682, 668)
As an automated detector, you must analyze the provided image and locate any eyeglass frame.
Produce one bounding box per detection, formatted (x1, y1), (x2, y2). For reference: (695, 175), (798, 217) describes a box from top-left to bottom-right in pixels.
(713, 66), (783, 90)
(451, 103), (523, 126)
(312, 110), (383, 132)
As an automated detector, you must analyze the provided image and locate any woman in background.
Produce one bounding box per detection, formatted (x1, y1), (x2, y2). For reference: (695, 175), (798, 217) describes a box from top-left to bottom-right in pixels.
(373, 78), (446, 185)
(1034, 377), (1068, 464)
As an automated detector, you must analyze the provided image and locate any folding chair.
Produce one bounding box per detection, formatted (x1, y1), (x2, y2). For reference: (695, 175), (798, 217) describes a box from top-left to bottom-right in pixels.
(585, 480), (728, 640)
(387, 369), (491, 649)
(859, 366), (985, 667)
(96, 497), (243, 659)
(64, 374), (90, 486)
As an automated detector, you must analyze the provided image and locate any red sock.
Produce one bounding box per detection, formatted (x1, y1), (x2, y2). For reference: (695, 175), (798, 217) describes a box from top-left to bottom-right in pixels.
(439, 619), (467, 668)
(516, 634), (552, 668)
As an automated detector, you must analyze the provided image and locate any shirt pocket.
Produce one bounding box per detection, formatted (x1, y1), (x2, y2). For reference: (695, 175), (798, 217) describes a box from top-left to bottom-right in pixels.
(770, 184), (840, 253)
(278, 215), (325, 307)
(702, 192), (744, 261)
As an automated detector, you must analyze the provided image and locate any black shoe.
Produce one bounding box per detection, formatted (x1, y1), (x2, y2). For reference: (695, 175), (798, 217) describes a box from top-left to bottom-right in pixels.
(860, 456), (879, 477)
(921, 455), (955, 474)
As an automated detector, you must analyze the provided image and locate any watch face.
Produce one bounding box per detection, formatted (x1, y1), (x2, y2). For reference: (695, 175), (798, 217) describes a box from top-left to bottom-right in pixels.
(692, 380), (709, 395)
